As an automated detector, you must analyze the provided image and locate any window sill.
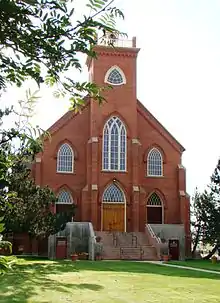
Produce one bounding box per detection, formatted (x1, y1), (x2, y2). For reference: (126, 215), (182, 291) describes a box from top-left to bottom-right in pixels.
(56, 171), (75, 175)
(101, 170), (127, 173)
(145, 175), (164, 178)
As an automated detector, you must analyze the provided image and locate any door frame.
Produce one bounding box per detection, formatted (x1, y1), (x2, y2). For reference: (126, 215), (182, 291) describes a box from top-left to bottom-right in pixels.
(146, 204), (164, 224)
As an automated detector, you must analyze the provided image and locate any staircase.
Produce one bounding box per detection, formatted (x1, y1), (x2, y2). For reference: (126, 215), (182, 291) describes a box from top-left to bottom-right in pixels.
(95, 231), (158, 260)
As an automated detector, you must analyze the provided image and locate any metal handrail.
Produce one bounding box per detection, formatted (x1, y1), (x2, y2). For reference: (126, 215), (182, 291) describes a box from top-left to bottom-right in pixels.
(140, 247), (144, 260)
(131, 234), (137, 247)
(112, 233), (118, 247)
(120, 247), (124, 259)
(98, 38), (133, 48)
(146, 224), (161, 243)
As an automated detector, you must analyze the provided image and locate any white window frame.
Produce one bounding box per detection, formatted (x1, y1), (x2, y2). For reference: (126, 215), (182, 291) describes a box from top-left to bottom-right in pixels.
(102, 116), (127, 172)
(147, 147), (163, 177)
(104, 65), (126, 86)
(147, 193), (162, 206)
(147, 192), (164, 224)
(57, 143), (74, 173)
(56, 190), (73, 204)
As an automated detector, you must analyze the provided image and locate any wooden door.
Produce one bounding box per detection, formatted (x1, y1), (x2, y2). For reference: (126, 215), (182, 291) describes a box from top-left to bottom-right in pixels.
(169, 239), (179, 260)
(102, 203), (125, 231)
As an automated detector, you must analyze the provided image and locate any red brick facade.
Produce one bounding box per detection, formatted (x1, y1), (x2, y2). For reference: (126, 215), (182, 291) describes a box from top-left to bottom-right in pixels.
(33, 40), (190, 249)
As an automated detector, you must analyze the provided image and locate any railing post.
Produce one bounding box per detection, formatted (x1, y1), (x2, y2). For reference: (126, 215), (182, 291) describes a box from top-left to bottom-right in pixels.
(131, 234), (137, 248)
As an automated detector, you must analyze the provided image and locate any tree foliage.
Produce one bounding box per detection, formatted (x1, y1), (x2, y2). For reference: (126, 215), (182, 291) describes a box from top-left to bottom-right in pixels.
(0, 0), (124, 108)
(191, 159), (220, 258)
(0, 98), (76, 239)
(0, 218), (16, 275)
(0, 0), (123, 247)
(2, 160), (76, 238)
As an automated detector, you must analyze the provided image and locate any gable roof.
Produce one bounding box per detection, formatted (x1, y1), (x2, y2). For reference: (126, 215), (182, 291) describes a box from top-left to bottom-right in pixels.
(44, 96), (185, 153)
(137, 100), (185, 153)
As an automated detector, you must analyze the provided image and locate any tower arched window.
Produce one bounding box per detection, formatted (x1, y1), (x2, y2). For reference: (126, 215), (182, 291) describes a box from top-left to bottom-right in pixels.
(57, 143), (73, 173)
(147, 148), (163, 176)
(103, 116), (126, 171)
(104, 66), (126, 85)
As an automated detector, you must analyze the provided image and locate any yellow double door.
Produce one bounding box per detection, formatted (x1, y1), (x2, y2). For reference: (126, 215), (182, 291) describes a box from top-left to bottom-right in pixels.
(102, 203), (125, 232)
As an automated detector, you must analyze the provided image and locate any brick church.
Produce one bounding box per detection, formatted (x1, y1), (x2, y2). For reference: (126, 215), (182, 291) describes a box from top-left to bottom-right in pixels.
(33, 35), (191, 259)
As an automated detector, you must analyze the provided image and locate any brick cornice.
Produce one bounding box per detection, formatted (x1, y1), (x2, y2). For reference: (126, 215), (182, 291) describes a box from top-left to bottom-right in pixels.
(96, 50), (139, 58)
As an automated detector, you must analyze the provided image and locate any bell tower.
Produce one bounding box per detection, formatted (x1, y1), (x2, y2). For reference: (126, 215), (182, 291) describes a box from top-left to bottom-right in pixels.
(86, 35), (140, 137)
(85, 35), (141, 231)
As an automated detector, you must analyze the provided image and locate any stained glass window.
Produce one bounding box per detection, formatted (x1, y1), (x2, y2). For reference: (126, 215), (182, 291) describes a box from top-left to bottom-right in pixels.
(57, 190), (73, 204)
(105, 66), (126, 85)
(103, 184), (125, 203)
(147, 193), (162, 206)
(108, 69), (123, 85)
(57, 143), (73, 173)
(147, 148), (163, 176)
(103, 116), (126, 171)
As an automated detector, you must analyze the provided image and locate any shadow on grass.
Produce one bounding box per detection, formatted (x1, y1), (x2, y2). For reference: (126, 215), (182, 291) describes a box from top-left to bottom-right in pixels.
(0, 258), (219, 302)
(0, 260), (103, 303)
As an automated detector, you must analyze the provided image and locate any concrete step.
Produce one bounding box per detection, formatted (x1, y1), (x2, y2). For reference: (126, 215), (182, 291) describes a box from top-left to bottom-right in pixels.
(94, 231), (159, 260)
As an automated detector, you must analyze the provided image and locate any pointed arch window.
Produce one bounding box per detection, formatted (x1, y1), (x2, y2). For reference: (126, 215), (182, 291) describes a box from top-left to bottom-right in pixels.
(57, 143), (73, 173)
(147, 192), (163, 224)
(147, 193), (162, 206)
(57, 190), (73, 204)
(103, 116), (126, 171)
(104, 66), (126, 85)
(103, 184), (125, 203)
(147, 148), (163, 176)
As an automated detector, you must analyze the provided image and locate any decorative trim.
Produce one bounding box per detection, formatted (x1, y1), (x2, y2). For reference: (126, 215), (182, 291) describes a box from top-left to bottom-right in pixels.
(179, 190), (186, 197)
(88, 137), (99, 143)
(92, 184), (98, 190)
(35, 157), (41, 163)
(82, 185), (88, 192)
(104, 65), (126, 85)
(132, 138), (141, 145)
(178, 164), (186, 170)
(96, 50), (139, 58)
(133, 186), (139, 192)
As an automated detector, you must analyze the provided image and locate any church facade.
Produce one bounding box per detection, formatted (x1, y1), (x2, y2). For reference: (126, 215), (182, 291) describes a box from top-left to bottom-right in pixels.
(33, 36), (191, 256)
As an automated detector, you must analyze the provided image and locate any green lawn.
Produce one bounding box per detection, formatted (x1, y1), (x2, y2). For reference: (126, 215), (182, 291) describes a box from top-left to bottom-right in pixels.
(1, 259), (220, 303)
(168, 259), (220, 272)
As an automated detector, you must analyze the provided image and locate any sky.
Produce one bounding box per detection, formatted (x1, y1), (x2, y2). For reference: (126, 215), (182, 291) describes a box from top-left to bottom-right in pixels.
(2, 0), (220, 196)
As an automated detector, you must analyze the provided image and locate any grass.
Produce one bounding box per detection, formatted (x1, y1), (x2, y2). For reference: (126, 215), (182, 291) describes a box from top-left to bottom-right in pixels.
(1, 259), (220, 303)
(168, 259), (220, 272)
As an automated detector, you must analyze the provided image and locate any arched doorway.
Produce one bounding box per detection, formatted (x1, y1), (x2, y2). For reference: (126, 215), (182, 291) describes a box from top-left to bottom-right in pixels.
(147, 193), (163, 224)
(102, 183), (126, 232)
(56, 190), (74, 221)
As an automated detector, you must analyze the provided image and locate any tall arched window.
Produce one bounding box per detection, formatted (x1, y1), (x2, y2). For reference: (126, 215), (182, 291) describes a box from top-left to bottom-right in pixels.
(57, 143), (73, 173)
(57, 190), (73, 204)
(103, 184), (125, 203)
(103, 116), (126, 171)
(104, 66), (126, 85)
(147, 148), (163, 176)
